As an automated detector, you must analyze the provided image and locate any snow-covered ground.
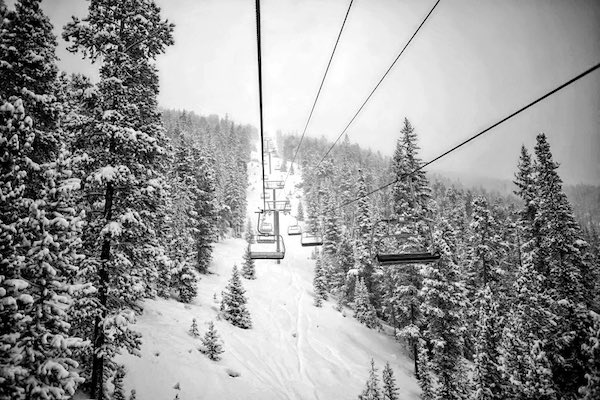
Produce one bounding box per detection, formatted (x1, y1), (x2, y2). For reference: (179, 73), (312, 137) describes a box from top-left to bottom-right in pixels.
(120, 150), (420, 400)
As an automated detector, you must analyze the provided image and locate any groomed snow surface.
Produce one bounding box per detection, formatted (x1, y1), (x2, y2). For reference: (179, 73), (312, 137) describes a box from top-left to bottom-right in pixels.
(119, 152), (420, 399)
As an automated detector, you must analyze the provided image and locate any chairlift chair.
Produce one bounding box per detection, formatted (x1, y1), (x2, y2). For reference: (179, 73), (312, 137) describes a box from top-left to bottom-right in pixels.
(370, 218), (440, 266)
(265, 200), (291, 214)
(265, 180), (285, 190)
(248, 236), (285, 260)
(287, 225), (302, 236)
(249, 212), (286, 259)
(301, 231), (323, 247)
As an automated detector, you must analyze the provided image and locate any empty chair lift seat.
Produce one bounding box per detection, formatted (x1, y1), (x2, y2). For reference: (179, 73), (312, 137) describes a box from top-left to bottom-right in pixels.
(287, 225), (301, 236)
(248, 235), (285, 260)
(375, 251), (440, 266)
(301, 231), (323, 247)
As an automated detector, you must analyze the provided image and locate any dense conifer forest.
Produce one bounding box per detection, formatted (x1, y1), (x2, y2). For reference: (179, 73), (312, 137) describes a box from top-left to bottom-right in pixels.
(0, 0), (598, 399)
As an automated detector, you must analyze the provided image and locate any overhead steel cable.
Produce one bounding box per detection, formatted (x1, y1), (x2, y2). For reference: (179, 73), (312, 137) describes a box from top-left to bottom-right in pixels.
(255, 0), (267, 211)
(313, 0), (442, 172)
(283, 0), (355, 187)
(333, 61), (600, 212)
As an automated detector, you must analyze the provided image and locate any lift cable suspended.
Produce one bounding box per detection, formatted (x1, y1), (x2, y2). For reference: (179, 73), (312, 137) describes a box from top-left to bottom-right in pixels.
(255, 0), (267, 212)
(331, 61), (600, 213)
(282, 0), (355, 188)
(312, 0), (442, 172)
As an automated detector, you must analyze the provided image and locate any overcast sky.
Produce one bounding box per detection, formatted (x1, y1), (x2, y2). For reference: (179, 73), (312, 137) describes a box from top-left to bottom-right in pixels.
(30, 0), (600, 184)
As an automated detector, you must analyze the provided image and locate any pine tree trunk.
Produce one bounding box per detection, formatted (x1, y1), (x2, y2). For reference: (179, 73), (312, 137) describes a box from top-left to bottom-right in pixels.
(91, 181), (114, 400)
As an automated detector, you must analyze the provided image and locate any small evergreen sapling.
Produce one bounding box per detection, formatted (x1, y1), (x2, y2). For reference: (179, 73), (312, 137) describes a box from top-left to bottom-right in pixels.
(201, 321), (224, 361)
(382, 362), (399, 400)
(359, 359), (382, 400)
(189, 318), (200, 338)
(112, 365), (127, 400)
(220, 265), (252, 328)
(241, 247), (256, 279)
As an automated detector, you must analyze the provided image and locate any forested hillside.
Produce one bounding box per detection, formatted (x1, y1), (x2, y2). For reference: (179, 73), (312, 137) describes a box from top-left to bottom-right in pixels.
(0, 1), (252, 399)
(280, 118), (600, 399)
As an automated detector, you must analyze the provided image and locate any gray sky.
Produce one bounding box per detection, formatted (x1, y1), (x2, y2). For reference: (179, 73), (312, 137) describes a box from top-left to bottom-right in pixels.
(33, 0), (600, 184)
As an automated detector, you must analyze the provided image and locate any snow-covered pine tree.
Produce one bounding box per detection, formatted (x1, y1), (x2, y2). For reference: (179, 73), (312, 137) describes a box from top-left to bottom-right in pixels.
(0, 97), (35, 400)
(531, 133), (592, 396)
(472, 285), (502, 400)
(241, 246), (256, 280)
(353, 278), (379, 329)
(313, 255), (328, 307)
(579, 311), (600, 399)
(381, 362), (399, 400)
(417, 339), (435, 399)
(0, 0), (60, 171)
(112, 365), (126, 400)
(63, 1), (175, 397)
(419, 219), (469, 400)
(297, 201), (304, 221)
(171, 260), (198, 303)
(358, 359), (382, 400)
(245, 218), (255, 244)
(323, 191), (341, 260)
(354, 170), (374, 293)
(385, 122), (432, 374)
(192, 148), (218, 273)
(332, 232), (355, 304)
(498, 253), (556, 400)
(220, 265), (252, 329)
(201, 321), (224, 361)
(189, 318), (199, 338)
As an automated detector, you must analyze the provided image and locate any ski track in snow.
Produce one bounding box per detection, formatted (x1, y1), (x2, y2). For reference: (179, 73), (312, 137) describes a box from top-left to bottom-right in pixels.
(118, 150), (421, 400)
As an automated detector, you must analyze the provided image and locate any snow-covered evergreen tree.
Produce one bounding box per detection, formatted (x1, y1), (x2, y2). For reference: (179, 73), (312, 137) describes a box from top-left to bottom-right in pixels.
(419, 220), (469, 400)
(189, 318), (199, 338)
(297, 201), (304, 221)
(498, 254), (556, 400)
(201, 321), (224, 361)
(417, 339), (435, 399)
(580, 311), (600, 400)
(112, 365), (126, 400)
(313, 255), (328, 307)
(63, 1), (175, 396)
(531, 134), (592, 396)
(472, 285), (502, 400)
(358, 359), (382, 400)
(220, 265), (252, 329)
(241, 246), (256, 280)
(353, 278), (379, 329)
(354, 170), (374, 293)
(171, 261), (198, 303)
(381, 362), (399, 400)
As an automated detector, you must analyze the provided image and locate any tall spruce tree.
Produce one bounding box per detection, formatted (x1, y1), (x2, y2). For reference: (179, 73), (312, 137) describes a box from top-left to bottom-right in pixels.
(63, 1), (175, 397)
(531, 133), (591, 396)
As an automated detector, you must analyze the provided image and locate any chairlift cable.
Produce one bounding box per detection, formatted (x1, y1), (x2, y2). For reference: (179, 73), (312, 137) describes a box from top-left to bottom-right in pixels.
(332, 61), (600, 212)
(283, 0), (355, 188)
(312, 0), (442, 172)
(255, 0), (267, 211)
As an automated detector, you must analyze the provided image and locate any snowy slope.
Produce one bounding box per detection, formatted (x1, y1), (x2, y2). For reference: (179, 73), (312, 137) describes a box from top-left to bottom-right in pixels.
(119, 151), (421, 400)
